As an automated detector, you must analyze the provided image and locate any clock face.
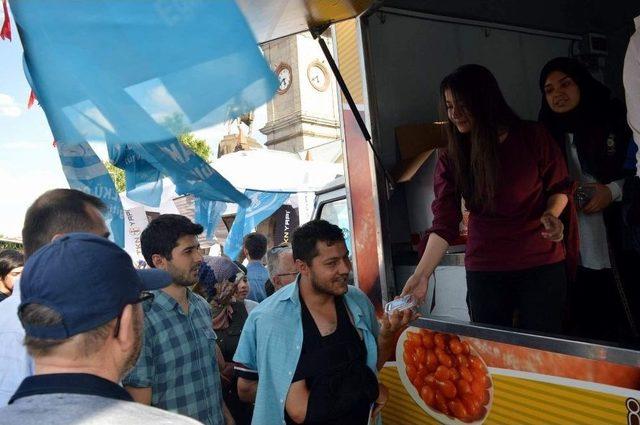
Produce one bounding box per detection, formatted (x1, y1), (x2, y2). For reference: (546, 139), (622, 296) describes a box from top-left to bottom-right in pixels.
(276, 63), (292, 94)
(307, 62), (329, 92)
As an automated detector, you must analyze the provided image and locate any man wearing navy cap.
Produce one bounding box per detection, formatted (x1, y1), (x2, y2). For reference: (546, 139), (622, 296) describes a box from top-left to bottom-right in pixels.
(0, 188), (112, 406)
(0, 233), (201, 424)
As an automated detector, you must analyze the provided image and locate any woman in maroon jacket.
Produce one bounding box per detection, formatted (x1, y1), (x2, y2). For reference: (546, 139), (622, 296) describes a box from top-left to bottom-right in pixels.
(403, 64), (571, 334)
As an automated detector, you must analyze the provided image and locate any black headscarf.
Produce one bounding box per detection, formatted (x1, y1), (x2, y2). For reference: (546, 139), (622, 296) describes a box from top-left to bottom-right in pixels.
(538, 57), (628, 182)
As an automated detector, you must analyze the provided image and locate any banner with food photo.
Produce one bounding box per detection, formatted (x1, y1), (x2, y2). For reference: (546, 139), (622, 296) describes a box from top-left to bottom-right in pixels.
(381, 326), (640, 424)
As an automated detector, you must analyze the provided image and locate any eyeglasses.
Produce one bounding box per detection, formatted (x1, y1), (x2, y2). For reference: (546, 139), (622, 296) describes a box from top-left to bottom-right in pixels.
(114, 291), (154, 338)
(268, 243), (291, 255)
(275, 272), (297, 278)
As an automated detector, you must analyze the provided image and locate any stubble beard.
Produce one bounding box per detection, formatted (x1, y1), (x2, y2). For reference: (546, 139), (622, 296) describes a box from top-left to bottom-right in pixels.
(167, 262), (199, 287)
(310, 270), (348, 297)
(120, 312), (143, 378)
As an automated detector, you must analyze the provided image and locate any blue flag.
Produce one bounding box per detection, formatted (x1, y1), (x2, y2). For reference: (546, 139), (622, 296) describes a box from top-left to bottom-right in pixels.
(11, 0), (278, 145)
(12, 0), (274, 208)
(195, 197), (227, 241)
(224, 190), (291, 260)
(56, 140), (125, 247)
(21, 44), (250, 208)
(108, 143), (164, 207)
(127, 135), (249, 207)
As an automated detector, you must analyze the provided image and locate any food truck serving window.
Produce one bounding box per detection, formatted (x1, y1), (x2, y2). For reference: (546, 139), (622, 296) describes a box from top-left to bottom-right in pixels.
(337, 5), (640, 424)
(355, 6), (640, 353)
(318, 198), (353, 256)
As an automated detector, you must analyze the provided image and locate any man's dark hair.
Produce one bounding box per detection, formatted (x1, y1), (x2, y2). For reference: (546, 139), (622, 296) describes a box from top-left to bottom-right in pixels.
(243, 232), (267, 260)
(141, 214), (203, 267)
(292, 220), (345, 265)
(0, 249), (24, 280)
(22, 189), (106, 258)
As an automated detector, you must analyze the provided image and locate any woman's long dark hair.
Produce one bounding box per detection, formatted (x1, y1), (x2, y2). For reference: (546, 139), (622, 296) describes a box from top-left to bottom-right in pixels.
(440, 64), (521, 211)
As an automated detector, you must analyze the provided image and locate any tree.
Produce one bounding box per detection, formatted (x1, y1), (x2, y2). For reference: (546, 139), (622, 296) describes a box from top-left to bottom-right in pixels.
(105, 113), (210, 193)
(0, 234), (22, 251)
(180, 132), (211, 161)
(162, 113), (211, 161)
(105, 161), (126, 193)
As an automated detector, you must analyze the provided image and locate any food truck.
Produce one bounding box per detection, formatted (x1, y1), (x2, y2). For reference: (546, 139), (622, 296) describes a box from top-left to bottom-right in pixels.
(8, 0), (639, 423)
(241, 1), (640, 423)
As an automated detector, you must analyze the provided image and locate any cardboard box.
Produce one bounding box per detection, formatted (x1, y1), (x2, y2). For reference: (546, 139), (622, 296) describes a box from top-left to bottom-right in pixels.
(392, 123), (448, 183)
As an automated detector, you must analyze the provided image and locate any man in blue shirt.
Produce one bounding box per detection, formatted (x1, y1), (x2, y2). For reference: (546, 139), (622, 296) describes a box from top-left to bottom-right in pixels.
(242, 233), (268, 303)
(234, 220), (415, 425)
(0, 189), (111, 406)
(0, 233), (201, 425)
(123, 214), (231, 425)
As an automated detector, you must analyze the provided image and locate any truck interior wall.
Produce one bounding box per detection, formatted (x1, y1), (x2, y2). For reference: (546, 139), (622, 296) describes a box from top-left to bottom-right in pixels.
(606, 26), (636, 100)
(364, 11), (575, 249)
(382, 0), (640, 99)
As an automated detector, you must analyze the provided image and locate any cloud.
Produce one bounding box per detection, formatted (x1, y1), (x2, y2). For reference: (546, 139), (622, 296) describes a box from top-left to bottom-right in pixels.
(0, 93), (22, 117)
(150, 85), (178, 107)
(0, 161), (69, 238)
(0, 140), (47, 151)
(151, 111), (173, 123)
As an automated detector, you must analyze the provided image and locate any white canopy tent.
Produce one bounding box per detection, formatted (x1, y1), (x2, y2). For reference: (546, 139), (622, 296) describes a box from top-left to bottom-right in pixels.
(212, 149), (343, 193)
(120, 148), (344, 262)
(121, 149), (343, 208)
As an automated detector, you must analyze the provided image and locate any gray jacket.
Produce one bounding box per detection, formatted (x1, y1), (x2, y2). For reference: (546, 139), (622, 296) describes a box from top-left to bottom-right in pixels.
(0, 393), (204, 425)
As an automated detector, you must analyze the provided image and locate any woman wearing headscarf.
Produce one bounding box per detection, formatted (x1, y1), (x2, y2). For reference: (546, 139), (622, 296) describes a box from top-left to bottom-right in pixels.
(539, 57), (639, 343)
(403, 64), (572, 334)
(195, 255), (251, 361)
(195, 255), (254, 425)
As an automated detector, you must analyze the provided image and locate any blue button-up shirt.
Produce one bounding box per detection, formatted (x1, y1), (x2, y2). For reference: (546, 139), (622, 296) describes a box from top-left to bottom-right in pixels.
(233, 278), (380, 425)
(123, 289), (224, 425)
(0, 279), (34, 406)
(245, 261), (268, 303)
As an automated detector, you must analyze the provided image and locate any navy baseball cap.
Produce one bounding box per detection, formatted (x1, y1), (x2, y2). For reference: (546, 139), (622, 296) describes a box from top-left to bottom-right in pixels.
(19, 232), (172, 339)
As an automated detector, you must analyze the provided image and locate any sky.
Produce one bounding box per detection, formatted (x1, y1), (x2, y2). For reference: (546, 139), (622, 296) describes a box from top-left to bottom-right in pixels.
(0, 17), (267, 239)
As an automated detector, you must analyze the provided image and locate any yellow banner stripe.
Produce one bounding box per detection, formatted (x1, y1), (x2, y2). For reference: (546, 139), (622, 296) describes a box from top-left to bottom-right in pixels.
(495, 380), (624, 421)
(486, 409), (532, 425)
(491, 396), (589, 425)
(380, 366), (629, 425)
(382, 411), (438, 425)
(382, 395), (437, 420)
(380, 370), (437, 424)
(485, 406), (560, 425)
(493, 375), (625, 406)
(335, 20), (364, 105)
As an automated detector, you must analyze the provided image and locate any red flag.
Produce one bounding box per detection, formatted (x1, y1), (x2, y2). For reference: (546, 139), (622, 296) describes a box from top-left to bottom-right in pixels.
(27, 90), (37, 108)
(1, 0), (11, 41)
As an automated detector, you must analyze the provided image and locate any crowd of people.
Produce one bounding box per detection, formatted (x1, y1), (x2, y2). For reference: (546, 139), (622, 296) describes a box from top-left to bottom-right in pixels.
(0, 37), (638, 425)
(0, 188), (413, 425)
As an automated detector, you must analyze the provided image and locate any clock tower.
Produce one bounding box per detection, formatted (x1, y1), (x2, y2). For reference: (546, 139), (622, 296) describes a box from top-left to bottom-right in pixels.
(260, 32), (342, 162)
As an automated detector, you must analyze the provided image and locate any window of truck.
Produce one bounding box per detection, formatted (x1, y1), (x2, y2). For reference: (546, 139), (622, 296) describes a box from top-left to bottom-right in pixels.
(317, 198), (353, 258)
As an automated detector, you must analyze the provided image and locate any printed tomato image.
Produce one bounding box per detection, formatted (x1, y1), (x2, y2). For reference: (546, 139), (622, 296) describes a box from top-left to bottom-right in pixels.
(396, 327), (493, 424)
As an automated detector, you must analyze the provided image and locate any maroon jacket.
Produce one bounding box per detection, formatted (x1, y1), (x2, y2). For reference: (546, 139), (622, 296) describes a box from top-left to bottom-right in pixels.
(428, 122), (573, 272)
